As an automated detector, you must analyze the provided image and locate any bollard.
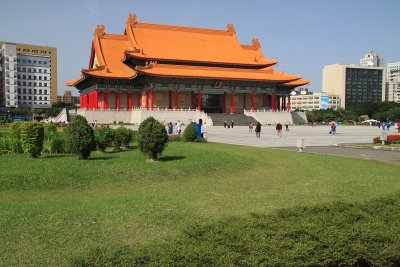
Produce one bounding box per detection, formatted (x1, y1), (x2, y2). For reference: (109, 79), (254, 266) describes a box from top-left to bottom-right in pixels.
(380, 131), (387, 146)
(297, 138), (305, 152)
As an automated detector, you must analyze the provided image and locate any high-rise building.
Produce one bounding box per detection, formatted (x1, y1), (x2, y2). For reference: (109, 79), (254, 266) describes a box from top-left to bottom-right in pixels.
(322, 64), (385, 108)
(0, 41), (57, 108)
(386, 62), (400, 102)
(360, 50), (385, 67)
(57, 90), (80, 105)
(290, 92), (340, 111)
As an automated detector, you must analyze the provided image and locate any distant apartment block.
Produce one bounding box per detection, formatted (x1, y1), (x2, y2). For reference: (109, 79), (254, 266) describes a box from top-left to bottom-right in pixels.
(360, 50), (385, 67)
(322, 64), (385, 108)
(290, 92), (340, 111)
(0, 41), (57, 108)
(57, 90), (80, 105)
(386, 62), (400, 102)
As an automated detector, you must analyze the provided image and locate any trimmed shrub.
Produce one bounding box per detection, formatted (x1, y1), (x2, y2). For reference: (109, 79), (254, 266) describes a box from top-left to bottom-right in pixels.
(94, 126), (114, 152)
(168, 134), (184, 142)
(113, 128), (125, 151)
(65, 115), (95, 159)
(373, 134), (400, 145)
(183, 123), (197, 142)
(20, 122), (44, 158)
(43, 123), (57, 136)
(0, 136), (23, 154)
(43, 131), (66, 154)
(8, 121), (24, 138)
(194, 136), (207, 143)
(137, 117), (168, 160)
(114, 127), (134, 148)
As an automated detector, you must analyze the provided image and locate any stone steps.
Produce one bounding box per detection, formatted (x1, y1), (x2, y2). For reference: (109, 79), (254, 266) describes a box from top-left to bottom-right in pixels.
(208, 113), (259, 126)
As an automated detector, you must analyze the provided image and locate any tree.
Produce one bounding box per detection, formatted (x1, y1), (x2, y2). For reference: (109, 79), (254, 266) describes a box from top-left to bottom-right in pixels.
(183, 123), (198, 141)
(137, 117), (168, 160)
(94, 126), (114, 152)
(65, 115), (95, 159)
(20, 122), (44, 158)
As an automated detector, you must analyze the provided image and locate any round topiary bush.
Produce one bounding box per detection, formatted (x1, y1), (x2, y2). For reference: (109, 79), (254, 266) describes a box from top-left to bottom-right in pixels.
(20, 121), (44, 158)
(183, 123), (197, 142)
(65, 115), (95, 159)
(94, 126), (114, 152)
(137, 117), (168, 160)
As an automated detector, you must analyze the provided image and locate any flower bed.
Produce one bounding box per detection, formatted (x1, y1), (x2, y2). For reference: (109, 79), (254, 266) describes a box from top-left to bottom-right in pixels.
(373, 134), (400, 144)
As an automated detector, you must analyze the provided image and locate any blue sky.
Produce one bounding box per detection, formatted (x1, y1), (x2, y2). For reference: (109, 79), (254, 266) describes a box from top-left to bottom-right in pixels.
(1, 0), (399, 95)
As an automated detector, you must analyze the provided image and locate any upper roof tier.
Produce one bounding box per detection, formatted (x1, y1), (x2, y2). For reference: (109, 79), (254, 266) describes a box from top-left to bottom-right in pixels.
(124, 14), (277, 67)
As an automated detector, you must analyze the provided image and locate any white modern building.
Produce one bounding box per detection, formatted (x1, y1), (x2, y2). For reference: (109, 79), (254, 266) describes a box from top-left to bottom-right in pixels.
(290, 92), (340, 111)
(360, 50), (385, 67)
(0, 41), (57, 109)
(386, 62), (400, 102)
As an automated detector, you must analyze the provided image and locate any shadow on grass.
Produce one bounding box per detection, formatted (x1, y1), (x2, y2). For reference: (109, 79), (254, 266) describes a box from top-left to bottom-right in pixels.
(88, 156), (115, 161)
(73, 193), (400, 266)
(158, 156), (186, 162)
(43, 154), (70, 159)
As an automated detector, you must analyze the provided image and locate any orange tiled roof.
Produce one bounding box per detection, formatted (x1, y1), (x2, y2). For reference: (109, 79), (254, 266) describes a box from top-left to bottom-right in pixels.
(281, 79), (310, 87)
(135, 62), (301, 83)
(124, 14), (277, 67)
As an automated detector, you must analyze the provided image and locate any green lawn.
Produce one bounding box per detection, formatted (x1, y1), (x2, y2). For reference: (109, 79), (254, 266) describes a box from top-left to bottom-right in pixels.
(1, 142), (400, 266)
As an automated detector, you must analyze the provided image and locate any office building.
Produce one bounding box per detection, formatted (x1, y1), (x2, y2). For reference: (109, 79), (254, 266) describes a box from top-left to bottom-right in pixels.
(386, 62), (400, 102)
(0, 41), (57, 108)
(360, 50), (385, 67)
(322, 64), (385, 108)
(290, 92), (340, 111)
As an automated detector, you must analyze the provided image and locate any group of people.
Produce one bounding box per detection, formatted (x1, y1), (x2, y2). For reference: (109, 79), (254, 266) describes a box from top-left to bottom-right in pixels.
(164, 120), (182, 135)
(250, 122), (288, 139)
(224, 120), (235, 128)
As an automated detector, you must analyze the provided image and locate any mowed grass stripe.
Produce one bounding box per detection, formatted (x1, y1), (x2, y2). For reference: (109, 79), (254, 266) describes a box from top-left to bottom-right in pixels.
(0, 142), (399, 265)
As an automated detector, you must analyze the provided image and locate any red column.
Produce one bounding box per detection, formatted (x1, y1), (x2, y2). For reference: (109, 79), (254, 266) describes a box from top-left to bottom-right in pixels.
(149, 87), (154, 110)
(95, 90), (99, 110)
(127, 92), (132, 110)
(271, 93), (275, 112)
(251, 91), (255, 112)
(104, 91), (108, 109)
(277, 96), (281, 111)
(138, 92), (141, 108)
(287, 95), (291, 110)
(115, 91), (120, 110)
(86, 94), (89, 109)
(243, 93), (247, 110)
(230, 91), (234, 114)
(197, 89), (201, 111)
(144, 91), (148, 109)
(191, 91), (195, 109)
(168, 91), (172, 109)
(283, 96), (286, 111)
(174, 90), (178, 110)
(222, 92), (226, 113)
(88, 92), (92, 109)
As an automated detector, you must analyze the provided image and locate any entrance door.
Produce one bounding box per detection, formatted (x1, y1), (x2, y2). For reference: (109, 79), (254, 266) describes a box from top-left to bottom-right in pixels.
(195, 94), (223, 113)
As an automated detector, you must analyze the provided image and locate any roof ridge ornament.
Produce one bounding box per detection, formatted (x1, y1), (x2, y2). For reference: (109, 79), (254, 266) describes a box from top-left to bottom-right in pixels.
(94, 24), (105, 37)
(251, 38), (261, 50)
(226, 24), (236, 36)
(126, 14), (137, 26)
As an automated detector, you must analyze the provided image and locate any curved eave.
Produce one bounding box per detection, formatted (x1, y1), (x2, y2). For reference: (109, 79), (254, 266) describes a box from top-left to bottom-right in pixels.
(125, 52), (277, 68)
(281, 80), (310, 87)
(66, 76), (85, 87)
(81, 69), (137, 80)
(135, 68), (299, 84)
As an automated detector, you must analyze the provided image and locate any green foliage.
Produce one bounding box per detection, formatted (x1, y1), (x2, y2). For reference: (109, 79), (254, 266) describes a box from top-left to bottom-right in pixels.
(114, 126), (134, 148)
(94, 126), (114, 152)
(8, 121), (25, 138)
(65, 115), (95, 159)
(43, 123), (57, 137)
(183, 123), (198, 142)
(168, 134), (184, 142)
(74, 194), (400, 266)
(20, 122), (44, 158)
(43, 131), (66, 154)
(0, 136), (23, 154)
(137, 116), (168, 160)
(194, 136), (207, 143)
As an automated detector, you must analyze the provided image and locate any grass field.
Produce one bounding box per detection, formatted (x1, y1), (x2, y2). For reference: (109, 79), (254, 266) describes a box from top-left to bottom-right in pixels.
(1, 142), (400, 266)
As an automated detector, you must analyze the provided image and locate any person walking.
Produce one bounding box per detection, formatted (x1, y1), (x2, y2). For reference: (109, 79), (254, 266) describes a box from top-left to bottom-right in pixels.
(255, 122), (261, 139)
(276, 122), (282, 137)
(231, 120), (234, 128)
(176, 120), (182, 135)
(285, 122), (289, 131)
(249, 122), (253, 132)
(224, 121), (227, 128)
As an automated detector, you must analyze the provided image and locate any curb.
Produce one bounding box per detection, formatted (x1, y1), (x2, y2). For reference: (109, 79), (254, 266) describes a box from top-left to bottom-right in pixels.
(337, 144), (400, 151)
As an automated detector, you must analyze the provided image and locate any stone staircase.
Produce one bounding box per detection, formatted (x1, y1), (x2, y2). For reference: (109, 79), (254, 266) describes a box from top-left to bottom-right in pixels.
(208, 113), (259, 126)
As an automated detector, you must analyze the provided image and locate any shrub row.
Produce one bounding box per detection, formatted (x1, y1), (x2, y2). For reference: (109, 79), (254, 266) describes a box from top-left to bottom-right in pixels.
(373, 134), (400, 144)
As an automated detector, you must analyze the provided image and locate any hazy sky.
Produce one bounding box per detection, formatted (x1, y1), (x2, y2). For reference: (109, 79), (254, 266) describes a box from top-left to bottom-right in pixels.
(1, 0), (399, 95)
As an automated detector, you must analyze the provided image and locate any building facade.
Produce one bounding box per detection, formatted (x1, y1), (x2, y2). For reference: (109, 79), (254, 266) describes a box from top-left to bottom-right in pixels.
(386, 62), (400, 102)
(57, 90), (80, 105)
(360, 50), (385, 67)
(322, 64), (385, 108)
(290, 92), (340, 111)
(67, 14), (309, 117)
(0, 41), (57, 108)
